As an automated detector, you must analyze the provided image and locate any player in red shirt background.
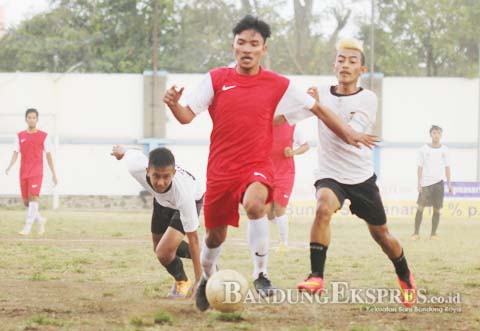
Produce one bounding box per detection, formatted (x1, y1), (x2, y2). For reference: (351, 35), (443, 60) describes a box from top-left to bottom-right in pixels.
(5, 109), (58, 235)
(268, 122), (309, 252)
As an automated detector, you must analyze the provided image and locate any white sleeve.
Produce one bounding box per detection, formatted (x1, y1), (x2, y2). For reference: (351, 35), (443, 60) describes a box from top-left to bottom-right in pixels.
(417, 148), (424, 167)
(348, 92), (377, 133)
(293, 127), (308, 146)
(43, 134), (53, 153)
(275, 83), (316, 124)
(177, 192), (199, 233)
(123, 150), (152, 192)
(184, 73), (214, 115)
(13, 136), (20, 153)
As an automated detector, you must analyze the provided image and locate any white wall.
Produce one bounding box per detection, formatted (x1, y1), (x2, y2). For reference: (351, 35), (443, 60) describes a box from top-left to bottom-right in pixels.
(0, 73), (143, 139)
(0, 72), (478, 198)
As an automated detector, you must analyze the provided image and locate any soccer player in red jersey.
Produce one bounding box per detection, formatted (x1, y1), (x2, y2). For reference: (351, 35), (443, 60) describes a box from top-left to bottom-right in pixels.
(163, 16), (376, 311)
(268, 122), (309, 252)
(5, 109), (58, 235)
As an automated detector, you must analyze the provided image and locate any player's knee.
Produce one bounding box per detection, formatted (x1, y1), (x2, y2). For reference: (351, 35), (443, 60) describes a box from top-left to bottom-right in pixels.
(244, 200), (265, 219)
(156, 250), (175, 267)
(205, 232), (225, 248)
(23, 200), (28, 207)
(370, 226), (389, 244)
(315, 203), (333, 223)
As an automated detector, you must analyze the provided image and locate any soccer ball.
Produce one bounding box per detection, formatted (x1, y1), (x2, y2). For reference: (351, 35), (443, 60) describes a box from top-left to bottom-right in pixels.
(206, 269), (249, 313)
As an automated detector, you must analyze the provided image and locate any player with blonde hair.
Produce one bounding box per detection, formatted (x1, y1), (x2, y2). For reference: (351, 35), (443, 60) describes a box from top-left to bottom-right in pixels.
(278, 38), (417, 307)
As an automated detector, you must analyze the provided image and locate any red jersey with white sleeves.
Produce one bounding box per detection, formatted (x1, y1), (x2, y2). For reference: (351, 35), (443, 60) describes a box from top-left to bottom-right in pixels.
(186, 66), (315, 183)
(184, 66), (315, 229)
(14, 130), (52, 179)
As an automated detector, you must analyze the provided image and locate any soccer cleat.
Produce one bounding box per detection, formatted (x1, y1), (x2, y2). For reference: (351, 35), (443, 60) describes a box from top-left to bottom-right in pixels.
(275, 243), (289, 253)
(167, 278), (192, 299)
(253, 272), (277, 297)
(410, 234), (420, 241)
(297, 274), (324, 294)
(18, 226), (31, 236)
(195, 276), (210, 311)
(430, 235), (440, 240)
(397, 271), (417, 307)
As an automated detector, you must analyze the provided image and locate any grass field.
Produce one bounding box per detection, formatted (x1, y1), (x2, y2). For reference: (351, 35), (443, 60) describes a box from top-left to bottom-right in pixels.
(1, 209), (479, 331)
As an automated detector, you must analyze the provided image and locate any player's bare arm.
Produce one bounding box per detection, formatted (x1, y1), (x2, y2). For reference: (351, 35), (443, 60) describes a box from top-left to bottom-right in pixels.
(284, 143), (309, 158)
(186, 230), (202, 293)
(446, 166), (452, 193)
(162, 85), (196, 124)
(5, 151), (19, 175)
(417, 166), (423, 193)
(307, 86), (377, 149)
(310, 102), (377, 149)
(46, 152), (58, 186)
(273, 115), (286, 126)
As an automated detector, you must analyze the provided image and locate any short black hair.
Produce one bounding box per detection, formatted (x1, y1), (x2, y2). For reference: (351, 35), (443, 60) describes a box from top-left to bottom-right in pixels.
(232, 15), (271, 42)
(25, 108), (38, 118)
(430, 125), (443, 134)
(148, 147), (175, 168)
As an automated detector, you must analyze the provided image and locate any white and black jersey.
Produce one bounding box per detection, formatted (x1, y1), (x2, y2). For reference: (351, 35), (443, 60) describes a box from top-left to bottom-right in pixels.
(285, 86), (377, 185)
(417, 144), (450, 187)
(124, 150), (205, 233)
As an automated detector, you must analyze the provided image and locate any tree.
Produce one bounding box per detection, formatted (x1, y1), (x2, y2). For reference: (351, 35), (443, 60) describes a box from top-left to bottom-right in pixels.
(358, 0), (480, 77)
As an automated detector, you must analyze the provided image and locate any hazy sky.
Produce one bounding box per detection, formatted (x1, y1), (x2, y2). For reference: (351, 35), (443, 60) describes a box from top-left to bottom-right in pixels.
(0, 0), (367, 36)
(1, 0), (49, 27)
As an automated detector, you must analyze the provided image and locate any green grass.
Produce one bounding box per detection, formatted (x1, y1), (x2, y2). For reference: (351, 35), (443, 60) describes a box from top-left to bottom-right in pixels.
(214, 312), (244, 322)
(0, 209), (479, 331)
(153, 310), (173, 324)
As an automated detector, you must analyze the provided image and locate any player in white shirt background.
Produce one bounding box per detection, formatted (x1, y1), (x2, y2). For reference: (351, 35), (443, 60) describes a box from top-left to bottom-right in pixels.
(111, 145), (204, 299)
(412, 125), (452, 240)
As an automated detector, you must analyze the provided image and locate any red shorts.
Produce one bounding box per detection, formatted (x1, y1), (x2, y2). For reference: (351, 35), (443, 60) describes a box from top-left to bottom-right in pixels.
(20, 176), (43, 200)
(203, 166), (273, 230)
(272, 173), (295, 207)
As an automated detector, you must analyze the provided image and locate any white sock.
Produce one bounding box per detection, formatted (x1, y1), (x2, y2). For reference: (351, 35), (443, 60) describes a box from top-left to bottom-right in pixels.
(275, 214), (289, 246)
(248, 216), (269, 279)
(24, 202), (39, 230)
(200, 240), (222, 279)
(36, 209), (44, 222)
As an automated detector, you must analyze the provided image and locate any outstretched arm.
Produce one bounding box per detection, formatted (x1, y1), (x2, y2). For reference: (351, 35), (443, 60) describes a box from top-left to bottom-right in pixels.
(307, 87), (378, 149)
(5, 151), (19, 175)
(163, 85), (196, 124)
(309, 102), (377, 149)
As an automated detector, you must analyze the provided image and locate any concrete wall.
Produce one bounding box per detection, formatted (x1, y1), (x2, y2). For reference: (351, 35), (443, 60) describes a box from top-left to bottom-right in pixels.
(0, 73), (478, 202)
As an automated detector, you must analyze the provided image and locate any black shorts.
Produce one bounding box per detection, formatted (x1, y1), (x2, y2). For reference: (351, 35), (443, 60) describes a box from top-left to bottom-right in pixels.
(417, 181), (444, 209)
(314, 174), (386, 226)
(151, 196), (204, 235)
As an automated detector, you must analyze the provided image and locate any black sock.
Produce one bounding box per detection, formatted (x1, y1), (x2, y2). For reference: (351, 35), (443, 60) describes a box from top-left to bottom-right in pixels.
(431, 211), (440, 236)
(176, 240), (191, 259)
(391, 250), (410, 281)
(310, 242), (328, 278)
(165, 257), (188, 281)
(414, 210), (423, 235)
